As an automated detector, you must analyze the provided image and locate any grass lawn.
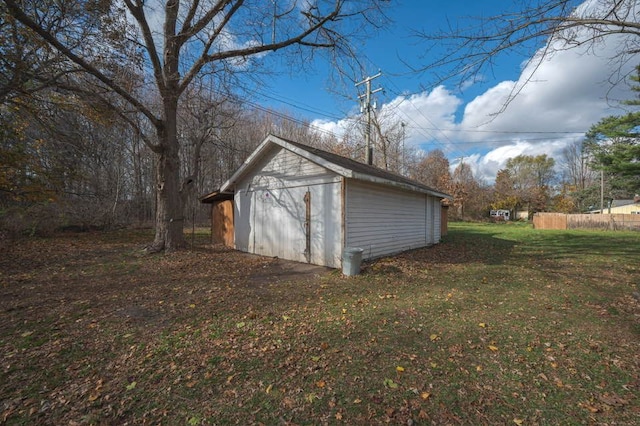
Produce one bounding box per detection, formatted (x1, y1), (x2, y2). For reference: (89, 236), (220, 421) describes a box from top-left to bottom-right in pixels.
(1, 222), (639, 425)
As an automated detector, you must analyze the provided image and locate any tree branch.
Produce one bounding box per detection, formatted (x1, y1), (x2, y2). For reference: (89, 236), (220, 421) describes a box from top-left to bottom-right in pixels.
(179, 2), (342, 94)
(4, 0), (162, 129)
(122, 0), (166, 94)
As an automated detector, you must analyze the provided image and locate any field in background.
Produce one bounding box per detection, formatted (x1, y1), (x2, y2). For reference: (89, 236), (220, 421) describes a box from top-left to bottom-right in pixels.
(1, 223), (639, 424)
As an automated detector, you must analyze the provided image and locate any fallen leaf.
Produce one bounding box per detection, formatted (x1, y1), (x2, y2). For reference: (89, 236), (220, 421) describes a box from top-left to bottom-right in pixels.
(316, 380), (326, 388)
(383, 378), (399, 389)
(420, 392), (431, 400)
(282, 397), (295, 409)
(582, 403), (600, 413)
(513, 418), (524, 425)
(126, 381), (137, 391)
(396, 366), (405, 373)
(488, 345), (499, 352)
(236, 322), (245, 329)
(598, 393), (628, 406)
(478, 323), (487, 328)
(430, 334), (439, 341)
(353, 398), (362, 404)
(265, 384), (273, 394)
(335, 412), (343, 420)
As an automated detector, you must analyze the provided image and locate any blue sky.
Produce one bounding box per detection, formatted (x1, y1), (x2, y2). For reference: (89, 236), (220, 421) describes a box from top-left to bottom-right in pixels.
(257, 1), (522, 120)
(249, 0), (637, 182)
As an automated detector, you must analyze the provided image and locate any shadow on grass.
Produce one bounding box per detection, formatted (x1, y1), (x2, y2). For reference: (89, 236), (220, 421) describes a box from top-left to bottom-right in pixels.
(382, 223), (519, 268)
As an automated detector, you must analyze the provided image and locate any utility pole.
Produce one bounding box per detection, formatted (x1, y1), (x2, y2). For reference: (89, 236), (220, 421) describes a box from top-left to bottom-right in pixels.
(600, 169), (604, 213)
(356, 72), (382, 165)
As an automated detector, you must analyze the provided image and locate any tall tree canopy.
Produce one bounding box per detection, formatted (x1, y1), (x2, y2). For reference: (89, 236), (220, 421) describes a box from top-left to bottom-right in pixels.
(410, 149), (451, 192)
(585, 113), (640, 176)
(501, 154), (556, 214)
(584, 67), (640, 197)
(584, 112), (640, 197)
(3, 0), (388, 251)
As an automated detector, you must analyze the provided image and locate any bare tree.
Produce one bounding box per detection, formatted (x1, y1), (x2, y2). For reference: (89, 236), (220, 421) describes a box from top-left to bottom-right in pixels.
(410, 149), (451, 192)
(370, 111), (407, 173)
(561, 138), (599, 198)
(415, 0), (640, 107)
(4, 0), (389, 251)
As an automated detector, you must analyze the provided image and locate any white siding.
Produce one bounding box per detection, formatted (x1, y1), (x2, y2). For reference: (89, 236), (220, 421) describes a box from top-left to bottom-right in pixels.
(425, 196), (443, 244)
(243, 146), (335, 190)
(309, 182), (342, 268)
(233, 146), (342, 268)
(431, 197), (442, 242)
(345, 180), (428, 260)
(425, 195), (433, 244)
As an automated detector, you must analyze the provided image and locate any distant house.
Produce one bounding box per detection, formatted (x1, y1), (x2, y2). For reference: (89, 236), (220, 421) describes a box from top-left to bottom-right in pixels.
(590, 197), (640, 214)
(201, 134), (450, 268)
(606, 198), (640, 214)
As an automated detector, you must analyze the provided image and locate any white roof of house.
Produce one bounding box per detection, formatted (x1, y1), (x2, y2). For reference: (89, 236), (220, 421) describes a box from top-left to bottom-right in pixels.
(219, 134), (451, 199)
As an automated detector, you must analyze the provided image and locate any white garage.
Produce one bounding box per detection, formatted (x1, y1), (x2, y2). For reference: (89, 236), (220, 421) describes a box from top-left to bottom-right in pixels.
(216, 134), (450, 268)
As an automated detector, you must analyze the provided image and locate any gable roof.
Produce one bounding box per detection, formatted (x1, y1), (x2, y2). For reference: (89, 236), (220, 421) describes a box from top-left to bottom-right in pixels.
(219, 134), (451, 199)
(611, 199), (638, 208)
(200, 190), (234, 204)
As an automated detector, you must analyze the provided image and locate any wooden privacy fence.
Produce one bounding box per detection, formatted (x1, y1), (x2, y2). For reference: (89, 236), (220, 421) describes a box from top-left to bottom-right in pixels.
(533, 213), (640, 231)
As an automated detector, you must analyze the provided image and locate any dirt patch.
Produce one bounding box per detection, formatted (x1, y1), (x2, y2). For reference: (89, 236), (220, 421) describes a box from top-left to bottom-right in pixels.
(246, 256), (332, 286)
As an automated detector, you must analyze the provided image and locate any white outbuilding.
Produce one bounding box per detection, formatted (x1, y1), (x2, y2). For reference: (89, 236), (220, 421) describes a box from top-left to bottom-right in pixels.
(208, 134), (450, 268)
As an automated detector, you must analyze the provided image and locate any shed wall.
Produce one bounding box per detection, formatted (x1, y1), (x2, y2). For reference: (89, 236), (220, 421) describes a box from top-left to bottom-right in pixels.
(233, 146), (342, 267)
(211, 200), (234, 247)
(345, 180), (440, 260)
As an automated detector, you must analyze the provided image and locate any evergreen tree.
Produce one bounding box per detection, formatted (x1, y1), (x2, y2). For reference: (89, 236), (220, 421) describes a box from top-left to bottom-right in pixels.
(585, 67), (640, 197)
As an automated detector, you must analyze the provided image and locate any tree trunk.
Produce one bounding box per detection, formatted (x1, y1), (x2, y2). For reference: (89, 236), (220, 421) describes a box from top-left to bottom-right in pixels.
(148, 99), (185, 252)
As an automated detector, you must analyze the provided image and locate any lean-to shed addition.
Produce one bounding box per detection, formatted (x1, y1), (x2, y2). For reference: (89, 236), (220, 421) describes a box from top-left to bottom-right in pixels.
(211, 134), (450, 268)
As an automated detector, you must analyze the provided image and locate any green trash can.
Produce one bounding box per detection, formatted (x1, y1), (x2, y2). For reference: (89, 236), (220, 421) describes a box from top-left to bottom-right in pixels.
(342, 247), (364, 276)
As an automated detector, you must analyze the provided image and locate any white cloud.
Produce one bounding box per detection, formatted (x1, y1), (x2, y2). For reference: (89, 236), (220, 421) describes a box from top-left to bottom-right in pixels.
(382, 87), (461, 149)
(310, 116), (354, 137)
(267, 0), (638, 186)
(315, 18), (635, 183)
